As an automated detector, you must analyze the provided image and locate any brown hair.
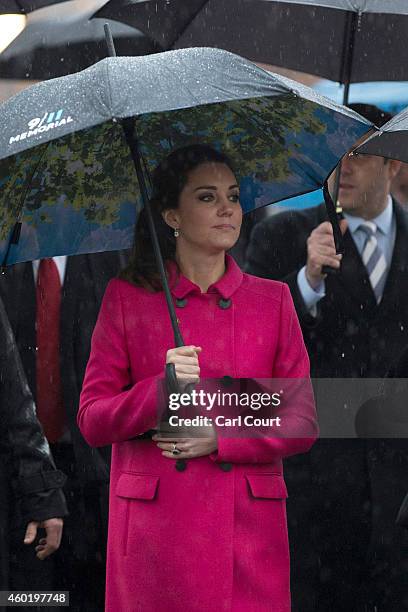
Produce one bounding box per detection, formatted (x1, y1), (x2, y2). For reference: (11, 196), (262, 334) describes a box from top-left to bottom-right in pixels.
(120, 144), (235, 291)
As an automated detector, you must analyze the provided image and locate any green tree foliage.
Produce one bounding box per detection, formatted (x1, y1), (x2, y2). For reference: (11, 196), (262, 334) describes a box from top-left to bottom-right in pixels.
(136, 95), (327, 182)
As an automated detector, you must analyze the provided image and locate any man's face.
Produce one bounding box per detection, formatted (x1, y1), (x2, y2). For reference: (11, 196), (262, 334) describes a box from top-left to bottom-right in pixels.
(328, 138), (400, 217)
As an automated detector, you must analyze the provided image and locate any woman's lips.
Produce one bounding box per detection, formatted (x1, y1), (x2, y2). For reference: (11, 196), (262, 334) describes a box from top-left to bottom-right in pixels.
(213, 224), (236, 230)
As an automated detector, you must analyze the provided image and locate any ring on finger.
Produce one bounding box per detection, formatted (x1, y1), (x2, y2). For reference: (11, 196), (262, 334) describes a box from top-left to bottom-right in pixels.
(172, 442), (181, 456)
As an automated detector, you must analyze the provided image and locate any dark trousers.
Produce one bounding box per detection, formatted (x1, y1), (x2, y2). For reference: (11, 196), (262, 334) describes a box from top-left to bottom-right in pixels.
(9, 443), (107, 612)
(285, 440), (371, 612)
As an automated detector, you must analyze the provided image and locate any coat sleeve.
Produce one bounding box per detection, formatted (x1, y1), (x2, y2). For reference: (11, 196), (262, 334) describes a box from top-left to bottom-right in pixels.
(0, 298), (68, 524)
(245, 213), (320, 327)
(210, 284), (319, 464)
(78, 280), (164, 447)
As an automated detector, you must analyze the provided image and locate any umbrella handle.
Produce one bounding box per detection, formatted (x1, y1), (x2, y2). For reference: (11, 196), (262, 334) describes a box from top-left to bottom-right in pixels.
(321, 180), (344, 276)
(166, 363), (195, 396)
(166, 363), (180, 395)
(323, 181), (344, 253)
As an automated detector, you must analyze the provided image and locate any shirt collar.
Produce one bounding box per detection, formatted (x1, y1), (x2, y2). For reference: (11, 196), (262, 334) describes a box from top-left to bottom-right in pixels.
(344, 194), (393, 236)
(167, 254), (243, 300)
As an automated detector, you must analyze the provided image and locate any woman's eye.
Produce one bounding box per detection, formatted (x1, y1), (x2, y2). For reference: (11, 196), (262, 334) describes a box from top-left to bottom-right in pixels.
(199, 193), (214, 202)
(229, 194), (240, 202)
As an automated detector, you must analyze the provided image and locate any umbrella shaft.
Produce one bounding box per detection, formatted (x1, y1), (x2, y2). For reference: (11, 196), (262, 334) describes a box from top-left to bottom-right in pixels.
(340, 10), (358, 104)
(103, 23), (117, 58)
(122, 119), (185, 348)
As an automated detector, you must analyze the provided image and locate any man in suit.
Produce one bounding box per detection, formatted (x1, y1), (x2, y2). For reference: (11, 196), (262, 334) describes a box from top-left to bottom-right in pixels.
(246, 104), (407, 611)
(0, 251), (125, 612)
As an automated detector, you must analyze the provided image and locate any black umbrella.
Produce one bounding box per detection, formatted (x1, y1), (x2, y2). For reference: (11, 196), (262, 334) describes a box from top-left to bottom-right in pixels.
(0, 0), (160, 79)
(94, 0), (408, 106)
(355, 106), (408, 163)
(0, 0), (66, 12)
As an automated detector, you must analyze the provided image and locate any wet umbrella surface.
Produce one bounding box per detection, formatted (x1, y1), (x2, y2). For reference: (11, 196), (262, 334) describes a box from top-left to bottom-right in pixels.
(356, 105), (408, 163)
(94, 0), (408, 85)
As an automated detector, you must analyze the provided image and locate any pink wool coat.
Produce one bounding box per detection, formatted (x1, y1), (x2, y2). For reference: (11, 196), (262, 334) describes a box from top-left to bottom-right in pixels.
(78, 255), (318, 612)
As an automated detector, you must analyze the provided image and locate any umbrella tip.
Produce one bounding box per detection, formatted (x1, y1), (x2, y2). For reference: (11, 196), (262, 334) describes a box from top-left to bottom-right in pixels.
(104, 23), (117, 58)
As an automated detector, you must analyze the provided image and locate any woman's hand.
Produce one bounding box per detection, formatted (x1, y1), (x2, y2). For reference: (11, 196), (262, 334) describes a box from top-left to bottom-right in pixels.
(166, 345), (202, 388)
(152, 427), (218, 459)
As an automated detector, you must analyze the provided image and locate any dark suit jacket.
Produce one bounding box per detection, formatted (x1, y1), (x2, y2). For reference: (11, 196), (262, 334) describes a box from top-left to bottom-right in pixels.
(246, 201), (408, 611)
(246, 201), (408, 378)
(0, 252), (124, 489)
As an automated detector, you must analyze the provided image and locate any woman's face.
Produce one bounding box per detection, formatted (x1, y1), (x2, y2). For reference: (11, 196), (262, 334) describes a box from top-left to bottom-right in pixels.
(164, 161), (243, 255)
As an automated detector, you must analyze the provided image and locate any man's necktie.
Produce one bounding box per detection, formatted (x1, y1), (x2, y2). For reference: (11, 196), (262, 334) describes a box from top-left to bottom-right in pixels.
(358, 222), (387, 303)
(36, 258), (65, 443)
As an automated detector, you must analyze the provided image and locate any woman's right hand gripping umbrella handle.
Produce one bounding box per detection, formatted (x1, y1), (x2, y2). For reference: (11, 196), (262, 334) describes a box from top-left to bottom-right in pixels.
(165, 363), (196, 395)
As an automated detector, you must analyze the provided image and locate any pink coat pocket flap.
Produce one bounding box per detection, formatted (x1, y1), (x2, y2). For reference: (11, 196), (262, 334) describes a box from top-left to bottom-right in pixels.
(246, 474), (288, 499)
(116, 473), (159, 500)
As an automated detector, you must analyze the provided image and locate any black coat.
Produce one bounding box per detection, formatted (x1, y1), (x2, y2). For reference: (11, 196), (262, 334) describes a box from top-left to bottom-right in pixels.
(246, 201), (408, 378)
(245, 201), (408, 611)
(0, 297), (67, 593)
(355, 353), (408, 611)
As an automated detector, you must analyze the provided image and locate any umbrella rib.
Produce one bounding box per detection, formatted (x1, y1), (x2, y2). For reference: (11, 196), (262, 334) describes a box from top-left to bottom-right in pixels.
(17, 142), (52, 218)
(2, 141), (52, 268)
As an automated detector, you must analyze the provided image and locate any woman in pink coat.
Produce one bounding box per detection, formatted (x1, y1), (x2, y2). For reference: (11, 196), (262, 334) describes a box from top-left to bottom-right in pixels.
(78, 144), (318, 612)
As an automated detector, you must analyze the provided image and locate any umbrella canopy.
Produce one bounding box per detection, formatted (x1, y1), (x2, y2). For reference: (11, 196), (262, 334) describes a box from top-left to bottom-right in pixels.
(0, 0), (66, 12)
(0, 0), (160, 79)
(0, 47), (371, 267)
(355, 107), (408, 163)
(94, 0), (408, 84)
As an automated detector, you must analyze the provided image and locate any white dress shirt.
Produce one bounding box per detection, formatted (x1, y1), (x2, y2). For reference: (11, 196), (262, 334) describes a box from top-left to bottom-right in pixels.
(297, 195), (395, 314)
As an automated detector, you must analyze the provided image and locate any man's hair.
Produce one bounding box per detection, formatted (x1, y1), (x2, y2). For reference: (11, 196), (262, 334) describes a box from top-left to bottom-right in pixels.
(348, 103), (392, 128)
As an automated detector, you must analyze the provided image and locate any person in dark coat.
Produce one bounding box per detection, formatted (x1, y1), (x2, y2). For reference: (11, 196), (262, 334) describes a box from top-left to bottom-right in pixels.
(0, 251), (125, 612)
(355, 349), (408, 612)
(0, 296), (67, 612)
(245, 104), (407, 611)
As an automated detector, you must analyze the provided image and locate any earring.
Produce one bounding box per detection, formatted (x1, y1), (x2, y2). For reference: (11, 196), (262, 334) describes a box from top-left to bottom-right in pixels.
(174, 228), (180, 238)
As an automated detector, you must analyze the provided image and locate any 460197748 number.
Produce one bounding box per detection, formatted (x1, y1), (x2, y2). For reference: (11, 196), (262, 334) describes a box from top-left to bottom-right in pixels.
(0, 591), (69, 607)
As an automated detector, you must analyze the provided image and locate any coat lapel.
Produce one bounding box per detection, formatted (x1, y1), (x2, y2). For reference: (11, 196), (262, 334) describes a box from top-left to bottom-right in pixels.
(335, 228), (377, 310)
(378, 201), (408, 312)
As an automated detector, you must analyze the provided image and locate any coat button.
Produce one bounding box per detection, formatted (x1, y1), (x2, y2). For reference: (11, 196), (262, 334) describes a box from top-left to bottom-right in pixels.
(176, 298), (187, 308)
(219, 462), (233, 472)
(175, 459), (187, 472)
(218, 298), (231, 309)
(220, 375), (234, 387)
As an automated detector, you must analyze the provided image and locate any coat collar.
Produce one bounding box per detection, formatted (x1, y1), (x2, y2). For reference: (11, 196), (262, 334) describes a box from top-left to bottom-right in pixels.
(167, 254), (243, 300)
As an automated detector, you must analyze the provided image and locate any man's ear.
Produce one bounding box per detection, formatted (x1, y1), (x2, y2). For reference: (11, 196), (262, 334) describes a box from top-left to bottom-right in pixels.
(388, 159), (402, 181)
(162, 208), (180, 230)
